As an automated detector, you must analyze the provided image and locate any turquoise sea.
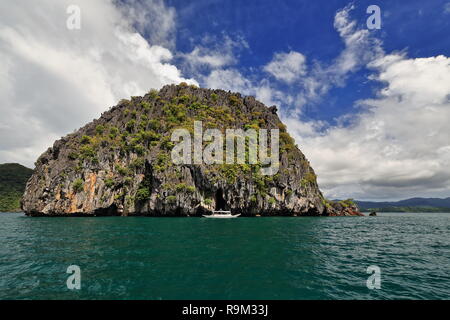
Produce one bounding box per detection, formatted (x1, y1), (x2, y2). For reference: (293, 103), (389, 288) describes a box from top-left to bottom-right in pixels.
(0, 212), (449, 300)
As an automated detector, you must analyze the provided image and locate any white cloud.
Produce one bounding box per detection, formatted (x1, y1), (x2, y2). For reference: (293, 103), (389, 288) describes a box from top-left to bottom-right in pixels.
(0, 0), (196, 167)
(330, 4), (383, 80)
(204, 69), (253, 94)
(184, 47), (234, 69)
(263, 51), (307, 83)
(117, 0), (177, 49)
(180, 35), (248, 72)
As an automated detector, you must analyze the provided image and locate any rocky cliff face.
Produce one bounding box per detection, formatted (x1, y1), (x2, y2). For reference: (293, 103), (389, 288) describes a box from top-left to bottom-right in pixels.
(22, 84), (340, 217)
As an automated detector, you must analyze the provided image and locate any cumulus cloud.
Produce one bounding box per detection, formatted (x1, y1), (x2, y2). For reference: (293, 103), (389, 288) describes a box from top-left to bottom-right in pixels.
(204, 69), (252, 94)
(180, 34), (249, 74)
(0, 0), (196, 167)
(263, 51), (307, 83)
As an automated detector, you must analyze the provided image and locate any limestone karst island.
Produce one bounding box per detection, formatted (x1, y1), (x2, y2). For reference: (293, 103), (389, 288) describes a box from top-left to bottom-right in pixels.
(3, 0), (450, 304)
(21, 84), (360, 217)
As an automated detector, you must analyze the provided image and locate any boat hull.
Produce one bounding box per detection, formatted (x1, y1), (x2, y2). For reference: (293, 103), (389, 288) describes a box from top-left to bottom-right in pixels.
(202, 214), (241, 218)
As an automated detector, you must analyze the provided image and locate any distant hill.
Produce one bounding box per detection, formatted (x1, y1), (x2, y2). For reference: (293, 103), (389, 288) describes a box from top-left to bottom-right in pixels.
(0, 163), (34, 212)
(356, 197), (450, 212)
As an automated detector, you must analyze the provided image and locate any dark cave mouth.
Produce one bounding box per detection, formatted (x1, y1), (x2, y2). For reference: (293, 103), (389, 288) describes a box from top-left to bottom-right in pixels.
(215, 189), (228, 211)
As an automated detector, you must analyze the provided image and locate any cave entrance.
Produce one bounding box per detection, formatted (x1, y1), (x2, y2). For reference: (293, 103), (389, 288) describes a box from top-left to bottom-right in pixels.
(215, 189), (228, 211)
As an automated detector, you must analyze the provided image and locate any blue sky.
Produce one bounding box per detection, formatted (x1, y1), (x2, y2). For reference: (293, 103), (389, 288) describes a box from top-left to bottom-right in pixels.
(164, 0), (450, 124)
(1, 0), (450, 200)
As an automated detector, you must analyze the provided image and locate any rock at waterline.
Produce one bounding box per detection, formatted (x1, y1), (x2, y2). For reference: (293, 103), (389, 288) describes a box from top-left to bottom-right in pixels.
(324, 199), (365, 216)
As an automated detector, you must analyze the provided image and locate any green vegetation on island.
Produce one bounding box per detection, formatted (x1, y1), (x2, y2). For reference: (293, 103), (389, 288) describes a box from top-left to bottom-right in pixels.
(0, 163), (33, 212)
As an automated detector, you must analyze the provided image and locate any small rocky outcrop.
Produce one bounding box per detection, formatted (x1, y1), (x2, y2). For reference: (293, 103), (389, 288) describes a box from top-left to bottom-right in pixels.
(22, 84), (334, 217)
(369, 211), (377, 216)
(324, 199), (364, 216)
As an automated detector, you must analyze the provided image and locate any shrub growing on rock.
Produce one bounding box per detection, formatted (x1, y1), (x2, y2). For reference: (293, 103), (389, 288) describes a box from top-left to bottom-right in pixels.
(72, 179), (84, 193)
(136, 188), (150, 201)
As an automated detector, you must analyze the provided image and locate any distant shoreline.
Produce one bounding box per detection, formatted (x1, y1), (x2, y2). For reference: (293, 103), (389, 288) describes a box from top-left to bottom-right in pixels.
(360, 208), (450, 213)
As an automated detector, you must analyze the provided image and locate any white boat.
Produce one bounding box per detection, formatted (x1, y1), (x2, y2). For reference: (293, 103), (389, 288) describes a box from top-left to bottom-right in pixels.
(202, 210), (241, 218)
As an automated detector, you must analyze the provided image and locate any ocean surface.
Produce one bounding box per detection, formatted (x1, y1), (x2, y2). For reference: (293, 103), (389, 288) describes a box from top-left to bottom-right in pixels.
(0, 212), (449, 300)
